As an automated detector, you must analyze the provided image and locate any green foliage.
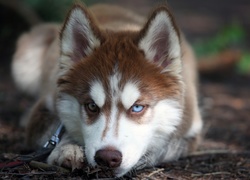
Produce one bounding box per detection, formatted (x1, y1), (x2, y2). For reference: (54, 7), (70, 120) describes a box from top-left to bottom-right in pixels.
(237, 53), (250, 74)
(193, 22), (250, 75)
(194, 22), (246, 57)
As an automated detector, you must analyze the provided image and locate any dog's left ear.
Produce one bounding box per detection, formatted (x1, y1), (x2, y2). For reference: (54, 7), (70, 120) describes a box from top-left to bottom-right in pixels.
(138, 6), (182, 75)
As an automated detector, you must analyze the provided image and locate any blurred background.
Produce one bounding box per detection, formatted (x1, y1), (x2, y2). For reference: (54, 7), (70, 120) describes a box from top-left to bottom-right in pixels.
(0, 0), (250, 178)
(0, 0), (250, 159)
(1, 0), (250, 76)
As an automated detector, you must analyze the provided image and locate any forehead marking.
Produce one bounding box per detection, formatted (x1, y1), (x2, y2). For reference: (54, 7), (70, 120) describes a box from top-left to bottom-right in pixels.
(101, 70), (124, 140)
(109, 71), (121, 98)
(121, 82), (141, 109)
(101, 71), (121, 139)
(90, 80), (106, 107)
(101, 103), (120, 140)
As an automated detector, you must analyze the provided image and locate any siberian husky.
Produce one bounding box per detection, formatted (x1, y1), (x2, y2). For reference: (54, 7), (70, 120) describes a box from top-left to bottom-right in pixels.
(12, 3), (203, 177)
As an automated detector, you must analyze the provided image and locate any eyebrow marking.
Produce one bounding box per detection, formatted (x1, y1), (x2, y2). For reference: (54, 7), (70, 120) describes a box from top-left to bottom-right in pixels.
(90, 80), (106, 107)
(121, 82), (140, 109)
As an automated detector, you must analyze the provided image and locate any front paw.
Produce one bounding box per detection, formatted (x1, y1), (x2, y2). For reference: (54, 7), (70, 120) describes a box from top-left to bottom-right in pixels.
(47, 144), (86, 170)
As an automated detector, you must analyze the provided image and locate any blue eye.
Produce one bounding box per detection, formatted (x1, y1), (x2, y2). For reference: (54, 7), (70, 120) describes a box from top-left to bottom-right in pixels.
(131, 104), (144, 113)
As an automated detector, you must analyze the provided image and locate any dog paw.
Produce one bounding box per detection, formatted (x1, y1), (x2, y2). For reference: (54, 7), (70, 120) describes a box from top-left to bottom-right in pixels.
(47, 144), (86, 170)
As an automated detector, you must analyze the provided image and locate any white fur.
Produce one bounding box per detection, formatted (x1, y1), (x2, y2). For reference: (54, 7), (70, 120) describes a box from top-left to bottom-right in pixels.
(138, 11), (182, 75)
(141, 100), (183, 164)
(90, 80), (106, 107)
(110, 113), (152, 175)
(185, 107), (203, 137)
(57, 93), (84, 143)
(121, 82), (140, 109)
(109, 71), (121, 98)
(152, 100), (182, 134)
(82, 113), (106, 165)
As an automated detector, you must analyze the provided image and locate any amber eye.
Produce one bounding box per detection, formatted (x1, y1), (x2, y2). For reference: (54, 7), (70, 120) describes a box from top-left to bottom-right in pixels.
(86, 102), (99, 113)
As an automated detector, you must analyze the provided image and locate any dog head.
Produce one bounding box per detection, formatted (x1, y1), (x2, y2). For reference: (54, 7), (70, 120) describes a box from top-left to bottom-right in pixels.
(57, 4), (183, 177)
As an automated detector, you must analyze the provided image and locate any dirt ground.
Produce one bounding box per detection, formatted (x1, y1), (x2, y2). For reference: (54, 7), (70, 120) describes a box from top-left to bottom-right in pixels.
(0, 1), (250, 179)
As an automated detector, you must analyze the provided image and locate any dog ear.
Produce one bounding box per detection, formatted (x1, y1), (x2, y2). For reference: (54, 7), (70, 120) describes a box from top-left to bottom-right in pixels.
(60, 4), (103, 71)
(138, 6), (182, 75)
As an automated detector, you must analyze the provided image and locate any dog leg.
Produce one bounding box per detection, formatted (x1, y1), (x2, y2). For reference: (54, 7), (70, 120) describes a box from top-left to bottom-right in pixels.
(47, 135), (85, 170)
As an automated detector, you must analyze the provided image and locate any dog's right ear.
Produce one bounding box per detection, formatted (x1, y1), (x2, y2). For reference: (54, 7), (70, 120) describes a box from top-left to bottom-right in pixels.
(60, 4), (103, 72)
(137, 6), (182, 76)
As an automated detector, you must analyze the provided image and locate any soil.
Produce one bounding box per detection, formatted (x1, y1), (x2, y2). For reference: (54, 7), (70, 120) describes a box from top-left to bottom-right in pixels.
(0, 1), (250, 179)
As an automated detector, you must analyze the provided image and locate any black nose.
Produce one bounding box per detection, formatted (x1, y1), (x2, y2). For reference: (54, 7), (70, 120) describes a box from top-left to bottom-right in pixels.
(94, 149), (122, 168)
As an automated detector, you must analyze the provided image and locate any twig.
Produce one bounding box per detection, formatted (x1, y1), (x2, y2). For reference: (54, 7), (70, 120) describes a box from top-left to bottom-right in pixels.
(189, 149), (231, 156)
(146, 168), (164, 178)
(0, 171), (57, 176)
(29, 160), (70, 173)
(189, 150), (250, 156)
(191, 171), (231, 177)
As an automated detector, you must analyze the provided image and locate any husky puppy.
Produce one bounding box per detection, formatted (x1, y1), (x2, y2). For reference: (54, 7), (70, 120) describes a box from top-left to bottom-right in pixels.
(12, 3), (202, 177)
